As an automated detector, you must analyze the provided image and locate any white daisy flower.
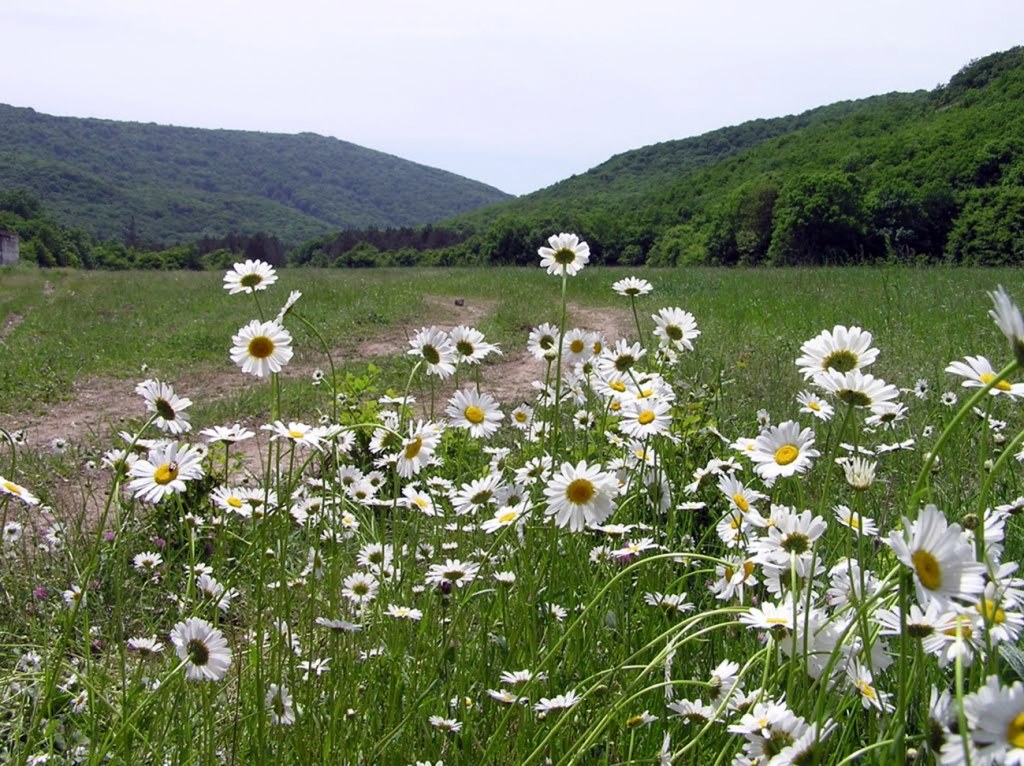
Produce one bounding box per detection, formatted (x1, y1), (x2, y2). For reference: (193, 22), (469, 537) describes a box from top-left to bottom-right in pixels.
(136, 379), (193, 434)
(534, 689), (580, 713)
(262, 420), (328, 450)
(796, 390), (834, 421)
(749, 421), (820, 481)
(342, 572), (379, 605)
(446, 388), (503, 439)
(169, 617), (231, 682)
(223, 259), (277, 294)
(796, 325), (879, 380)
(617, 397), (673, 439)
(386, 604), (423, 621)
(538, 232), (590, 276)
(425, 559), (480, 589)
(127, 442), (205, 503)
(651, 307), (700, 352)
(0, 476), (40, 506)
(266, 683), (296, 725)
(428, 715), (462, 732)
(598, 338), (646, 377)
(450, 325), (501, 365)
(941, 675), (1024, 765)
(990, 285), (1024, 364)
(543, 460), (619, 532)
(946, 355), (1024, 398)
(613, 276), (653, 297)
(480, 503), (528, 534)
(888, 505), (986, 607)
(527, 322), (560, 361)
(199, 423), (255, 443)
(230, 319), (293, 378)
(816, 369), (900, 411)
(408, 326), (456, 379)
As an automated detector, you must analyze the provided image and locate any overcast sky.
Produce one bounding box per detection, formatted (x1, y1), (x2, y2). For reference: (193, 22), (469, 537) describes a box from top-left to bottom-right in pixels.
(3, 1), (1022, 195)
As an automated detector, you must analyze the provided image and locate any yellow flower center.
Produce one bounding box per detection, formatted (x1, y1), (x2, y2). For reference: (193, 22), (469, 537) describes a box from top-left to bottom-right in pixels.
(570, 339), (585, 353)
(186, 638), (210, 666)
(1007, 713), (1024, 748)
(553, 247), (577, 265)
(421, 344), (441, 365)
(666, 325), (683, 341)
(774, 445), (799, 465)
(227, 496), (243, 509)
(514, 411), (528, 423)
(414, 497), (429, 508)
(248, 335), (275, 359)
(155, 398), (176, 420)
(154, 463), (179, 485)
(637, 410), (656, 425)
(855, 680), (878, 701)
(943, 616), (973, 639)
(766, 616), (788, 625)
(978, 598), (1006, 624)
(239, 273), (263, 288)
(3, 480), (23, 496)
(845, 514), (862, 530)
(732, 494), (750, 513)
(464, 405), (486, 424)
(497, 510), (518, 524)
(610, 401), (621, 412)
(911, 549), (942, 591)
(566, 478), (595, 505)
(404, 436), (423, 460)
(288, 430), (305, 440)
(822, 349), (858, 373)
(610, 380), (627, 393)
(808, 401), (821, 411)
(980, 372), (1012, 391)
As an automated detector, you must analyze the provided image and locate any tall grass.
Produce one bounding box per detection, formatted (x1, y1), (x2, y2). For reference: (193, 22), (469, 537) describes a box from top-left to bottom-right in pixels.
(1, 262), (1023, 765)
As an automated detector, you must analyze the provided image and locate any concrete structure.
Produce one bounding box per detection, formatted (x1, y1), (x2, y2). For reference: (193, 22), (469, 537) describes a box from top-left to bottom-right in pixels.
(0, 230), (18, 266)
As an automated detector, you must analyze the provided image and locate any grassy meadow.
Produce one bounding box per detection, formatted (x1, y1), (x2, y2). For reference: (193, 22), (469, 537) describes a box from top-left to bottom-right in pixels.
(2, 262), (1024, 765)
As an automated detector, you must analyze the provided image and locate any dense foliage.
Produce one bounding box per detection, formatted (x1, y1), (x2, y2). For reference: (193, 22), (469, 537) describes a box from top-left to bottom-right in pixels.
(0, 190), (288, 270)
(0, 105), (511, 246)
(413, 47), (1024, 268)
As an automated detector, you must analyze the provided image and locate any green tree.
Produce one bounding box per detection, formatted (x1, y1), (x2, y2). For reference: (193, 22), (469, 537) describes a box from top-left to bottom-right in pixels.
(945, 187), (1024, 265)
(767, 173), (867, 265)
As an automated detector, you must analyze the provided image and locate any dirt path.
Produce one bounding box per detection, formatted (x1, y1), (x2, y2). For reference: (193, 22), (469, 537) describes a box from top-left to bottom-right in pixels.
(5, 295), (635, 453)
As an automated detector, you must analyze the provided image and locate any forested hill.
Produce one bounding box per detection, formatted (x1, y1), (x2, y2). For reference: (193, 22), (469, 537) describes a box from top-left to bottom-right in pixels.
(432, 46), (1024, 267)
(0, 105), (512, 245)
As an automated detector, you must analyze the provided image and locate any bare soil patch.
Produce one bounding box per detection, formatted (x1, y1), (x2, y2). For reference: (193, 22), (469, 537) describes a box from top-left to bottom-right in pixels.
(1, 312), (24, 342)
(356, 294), (495, 359)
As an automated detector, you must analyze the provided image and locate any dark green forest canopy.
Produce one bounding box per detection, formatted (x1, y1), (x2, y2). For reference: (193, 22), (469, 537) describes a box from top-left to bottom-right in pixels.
(397, 46), (1022, 268)
(0, 105), (511, 246)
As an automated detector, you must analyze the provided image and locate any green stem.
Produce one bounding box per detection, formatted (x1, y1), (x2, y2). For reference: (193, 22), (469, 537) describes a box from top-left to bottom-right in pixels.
(550, 269), (570, 454)
(911, 359), (1018, 511)
(293, 311), (340, 422)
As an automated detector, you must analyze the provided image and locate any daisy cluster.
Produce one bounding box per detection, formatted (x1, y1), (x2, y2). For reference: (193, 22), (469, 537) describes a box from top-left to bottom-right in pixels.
(2, 251), (1024, 765)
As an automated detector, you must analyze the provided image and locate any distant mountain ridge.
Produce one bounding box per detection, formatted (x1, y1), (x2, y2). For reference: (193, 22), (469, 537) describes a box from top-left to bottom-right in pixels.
(0, 105), (512, 245)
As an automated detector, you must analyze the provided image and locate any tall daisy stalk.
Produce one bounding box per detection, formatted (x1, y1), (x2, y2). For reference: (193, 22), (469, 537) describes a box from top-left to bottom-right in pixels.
(538, 232), (590, 451)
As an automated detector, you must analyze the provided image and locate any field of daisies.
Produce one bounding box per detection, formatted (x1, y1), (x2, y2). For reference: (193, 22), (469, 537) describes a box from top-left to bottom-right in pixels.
(3, 235), (1024, 765)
